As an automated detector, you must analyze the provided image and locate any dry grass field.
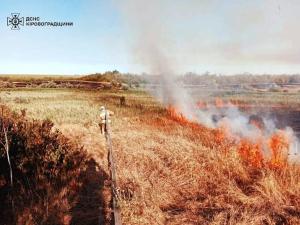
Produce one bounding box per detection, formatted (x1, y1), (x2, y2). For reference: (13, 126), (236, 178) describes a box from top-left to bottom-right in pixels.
(1, 88), (300, 224)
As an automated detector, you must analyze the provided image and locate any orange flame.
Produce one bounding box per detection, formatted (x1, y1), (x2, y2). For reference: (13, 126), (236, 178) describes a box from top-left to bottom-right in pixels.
(238, 139), (264, 167)
(215, 98), (224, 108)
(167, 105), (190, 125)
(166, 105), (292, 170)
(268, 131), (289, 169)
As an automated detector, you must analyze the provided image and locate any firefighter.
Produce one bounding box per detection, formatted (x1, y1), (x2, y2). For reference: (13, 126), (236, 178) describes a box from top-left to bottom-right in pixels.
(99, 106), (114, 134)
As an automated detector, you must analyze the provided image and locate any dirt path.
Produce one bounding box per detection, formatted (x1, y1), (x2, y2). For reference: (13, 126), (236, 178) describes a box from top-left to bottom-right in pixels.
(58, 124), (113, 225)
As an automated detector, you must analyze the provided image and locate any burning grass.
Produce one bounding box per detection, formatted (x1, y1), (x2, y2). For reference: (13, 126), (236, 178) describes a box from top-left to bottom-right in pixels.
(1, 89), (300, 224)
(166, 105), (293, 170)
(135, 105), (300, 224)
(108, 95), (300, 224)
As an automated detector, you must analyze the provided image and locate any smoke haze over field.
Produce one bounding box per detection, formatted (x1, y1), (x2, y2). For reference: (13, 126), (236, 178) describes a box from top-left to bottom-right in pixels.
(117, 0), (300, 74)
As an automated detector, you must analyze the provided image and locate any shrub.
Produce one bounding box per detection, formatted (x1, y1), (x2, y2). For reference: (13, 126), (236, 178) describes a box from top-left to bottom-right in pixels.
(38, 81), (58, 88)
(0, 105), (91, 224)
(0, 82), (16, 88)
(26, 83), (38, 88)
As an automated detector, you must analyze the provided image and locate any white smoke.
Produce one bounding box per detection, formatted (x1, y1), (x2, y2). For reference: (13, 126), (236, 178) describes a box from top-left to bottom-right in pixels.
(194, 102), (300, 160)
(117, 0), (300, 159)
(116, 0), (196, 118)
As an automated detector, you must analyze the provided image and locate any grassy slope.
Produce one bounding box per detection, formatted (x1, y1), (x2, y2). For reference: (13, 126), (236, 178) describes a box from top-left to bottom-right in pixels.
(1, 88), (300, 224)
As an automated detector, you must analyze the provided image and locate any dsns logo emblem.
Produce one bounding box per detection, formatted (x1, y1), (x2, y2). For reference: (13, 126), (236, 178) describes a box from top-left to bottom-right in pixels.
(7, 13), (24, 30)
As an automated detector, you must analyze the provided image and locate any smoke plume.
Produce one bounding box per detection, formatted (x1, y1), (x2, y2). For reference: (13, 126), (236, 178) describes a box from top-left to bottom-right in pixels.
(117, 0), (299, 159)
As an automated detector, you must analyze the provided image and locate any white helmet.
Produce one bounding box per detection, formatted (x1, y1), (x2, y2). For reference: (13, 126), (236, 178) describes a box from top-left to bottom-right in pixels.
(100, 106), (105, 111)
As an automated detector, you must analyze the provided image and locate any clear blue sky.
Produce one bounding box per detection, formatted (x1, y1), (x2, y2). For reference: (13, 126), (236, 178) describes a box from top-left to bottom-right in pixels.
(0, 0), (131, 75)
(1, 0), (300, 75)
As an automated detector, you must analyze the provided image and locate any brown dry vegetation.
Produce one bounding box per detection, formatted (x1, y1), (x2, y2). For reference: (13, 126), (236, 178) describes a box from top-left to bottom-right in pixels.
(1, 88), (300, 224)
(0, 105), (111, 225)
(0, 74), (80, 82)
